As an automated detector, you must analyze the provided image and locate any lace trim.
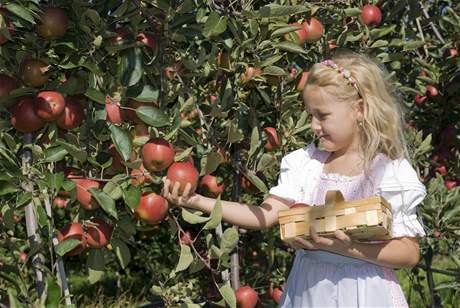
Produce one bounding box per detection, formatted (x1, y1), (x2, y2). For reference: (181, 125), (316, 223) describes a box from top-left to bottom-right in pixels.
(320, 172), (364, 182)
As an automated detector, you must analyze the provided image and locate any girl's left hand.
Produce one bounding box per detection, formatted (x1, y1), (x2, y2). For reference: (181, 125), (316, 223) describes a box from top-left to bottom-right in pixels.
(291, 226), (352, 252)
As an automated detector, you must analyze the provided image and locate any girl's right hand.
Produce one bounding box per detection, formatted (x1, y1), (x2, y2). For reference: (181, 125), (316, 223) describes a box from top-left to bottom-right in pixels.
(161, 177), (196, 208)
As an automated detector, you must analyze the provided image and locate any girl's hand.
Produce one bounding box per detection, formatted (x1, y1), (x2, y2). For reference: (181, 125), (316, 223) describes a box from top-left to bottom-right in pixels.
(161, 177), (196, 207)
(291, 226), (352, 252)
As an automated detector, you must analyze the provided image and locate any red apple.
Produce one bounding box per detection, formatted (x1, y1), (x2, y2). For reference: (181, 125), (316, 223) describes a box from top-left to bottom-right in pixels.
(10, 98), (45, 133)
(302, 18), (324, 43)
(425, 85), (438, 97)
(57, 222), (87, 256)
(179, 230), (193, 245)
(20, 59), (49, 87)
(200, 174), (225, 197)
(328, 39), (337, 49)
(434, 165), (447, 176)
(131, 164), (152, 186)
(166, 161), (199, 194)
(105, 97), (124, 124)
(134, 193), (169, 224)
(0, 74), (18, 98)
(283, 23), (308, 45)
(443, 48), (458, 58)
(235, 286), (258, 308)
(72, 179), (100, 210)
(414, 94), (427, 106)
(296, 71), (309, 92)
(268, 285), (283, 304)
(19, 252), (27, 263)
(240, 66), (262, 84)
(85, 218), (113, 248)
(37, 7), (69, 39)
(56, 97), (84, 129)
(137, 32), (156, 50)
(53, 196), (70, 209)
(445, 180), (458, 190)
(264, 127), (280, 151)
(361, 5), (382, 26)
(34, 91), (66, 121)
(142, 138), (175, 172)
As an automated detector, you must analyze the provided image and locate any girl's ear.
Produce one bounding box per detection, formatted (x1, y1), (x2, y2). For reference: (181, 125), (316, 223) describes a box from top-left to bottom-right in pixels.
(355, 99), (364, 121)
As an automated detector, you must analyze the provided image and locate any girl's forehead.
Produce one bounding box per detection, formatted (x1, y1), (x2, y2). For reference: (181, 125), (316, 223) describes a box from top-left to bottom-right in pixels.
(303, 86), (335, 110)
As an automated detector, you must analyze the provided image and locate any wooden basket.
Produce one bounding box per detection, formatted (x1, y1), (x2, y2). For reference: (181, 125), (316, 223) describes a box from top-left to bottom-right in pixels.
(278, 191), (393, 242)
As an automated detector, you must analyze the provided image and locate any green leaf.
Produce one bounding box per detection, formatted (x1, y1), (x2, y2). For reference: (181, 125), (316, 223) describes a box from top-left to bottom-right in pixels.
(84, 87), (105, 104)
(220, 227), (239, 254)
(126, 85), (159, 102)
(55, 239), (80, 256)
(270, 24), (303, 38)
(109, 125), (132, 162)
(262, 65), (286, 76)
(44, 146), (68, 162)
(260, 54), (283, 67)
(204, 151), (222, 175)
(111, 238), (131, 269)
(6, 3), (36, 24)
(245, 170), (268, 193)
(248, 127), (260, 160)
(227, 121), (244, 143)
(344, 8), (362, 16)
(173, 245), (194, 273)
(203, 12), (227, 38)
(89, 188), (118, 219)
(103, 180), (123, 200)
(0, 182), (18, 196)
(203, 197), (222, 230)
(55, 139), (87, 162)
(218, 281), (237, 308)
(121, 48), (143, 87)
(370, 39), (388, 48)
(181, 208), (211, 224)
(44, 276), (61, 308)
(275, 41), (306, 54)
(87, 249), (105, 284)
(260, 4), (310, 17)
(136, 106), (170, 127)
(403, 40), (425, 51)
(123, 185), (141, 210)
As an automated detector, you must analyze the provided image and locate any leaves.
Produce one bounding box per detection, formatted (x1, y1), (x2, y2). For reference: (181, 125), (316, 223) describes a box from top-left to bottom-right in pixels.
(89, 188), (118, 219)
(112, 238), (131, 269)
(55, 239), (81, 256)
(172, 245), (194, 274)
(203, 12), (227, 38)
(120, 48), (143, 87)
(109, 124), (133, 162)
(136, 106), (169, 127)
(203, 197), (222, 230)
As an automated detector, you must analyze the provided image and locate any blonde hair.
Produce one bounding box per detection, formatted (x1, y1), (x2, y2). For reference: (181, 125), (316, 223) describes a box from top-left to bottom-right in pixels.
(304, 51), (409, 170)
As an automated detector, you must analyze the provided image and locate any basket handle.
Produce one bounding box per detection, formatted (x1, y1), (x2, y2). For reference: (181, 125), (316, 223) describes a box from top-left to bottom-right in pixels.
(324, 190), (345, 208)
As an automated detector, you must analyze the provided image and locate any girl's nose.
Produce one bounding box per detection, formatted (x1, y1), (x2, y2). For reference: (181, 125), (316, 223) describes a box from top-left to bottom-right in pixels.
(311, 117), (321, 134)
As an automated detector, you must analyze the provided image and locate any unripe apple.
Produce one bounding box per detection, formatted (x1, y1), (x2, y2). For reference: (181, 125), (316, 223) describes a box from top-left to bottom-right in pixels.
(235, 286), (258, 308)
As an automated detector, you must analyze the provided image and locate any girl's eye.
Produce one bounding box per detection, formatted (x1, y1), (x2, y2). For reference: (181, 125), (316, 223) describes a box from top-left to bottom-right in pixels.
(318, 113), (328, 119)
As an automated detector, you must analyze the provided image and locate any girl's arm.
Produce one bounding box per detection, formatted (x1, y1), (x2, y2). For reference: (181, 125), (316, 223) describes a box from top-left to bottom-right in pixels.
(162, 178), (293, 230)
(294, 229), (420, 268)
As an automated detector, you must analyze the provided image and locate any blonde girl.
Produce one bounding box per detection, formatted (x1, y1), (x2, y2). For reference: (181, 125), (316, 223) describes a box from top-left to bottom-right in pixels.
(162, 52), (425, 307)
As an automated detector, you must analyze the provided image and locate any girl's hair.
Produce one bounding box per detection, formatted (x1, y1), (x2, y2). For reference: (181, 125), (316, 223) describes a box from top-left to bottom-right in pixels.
(305, 51), (409, 170)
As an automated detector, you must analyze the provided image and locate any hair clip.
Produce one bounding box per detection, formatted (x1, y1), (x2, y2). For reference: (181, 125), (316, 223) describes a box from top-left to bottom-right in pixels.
(321, 59), (361, 95)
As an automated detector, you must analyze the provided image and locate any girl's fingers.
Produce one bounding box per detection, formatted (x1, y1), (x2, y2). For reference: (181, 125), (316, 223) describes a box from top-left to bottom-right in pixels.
(183, 183), (192, 197)
(334, 230), (352, 244)
(171, 181), (180, 198)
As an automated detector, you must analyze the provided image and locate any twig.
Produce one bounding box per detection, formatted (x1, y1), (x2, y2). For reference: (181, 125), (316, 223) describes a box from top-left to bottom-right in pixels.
(415, 17), (429, 58)
(420, 2), (445, 44)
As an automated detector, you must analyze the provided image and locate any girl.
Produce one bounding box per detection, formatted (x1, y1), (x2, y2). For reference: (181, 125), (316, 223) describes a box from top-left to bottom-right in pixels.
(162, 52), (426, 307)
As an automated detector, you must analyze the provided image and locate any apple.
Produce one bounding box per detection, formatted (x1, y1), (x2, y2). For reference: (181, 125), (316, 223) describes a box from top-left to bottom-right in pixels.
(134, 193), (169, 224)
(264, 127), (281, 151)
(434, 165), (447, 176)
(179, 230), (193, 245)
(445, 180), (458, 190)
(361, 5), (382, 26)
(72, 178), (100, 210)
(57, 222), (87, 256)
(109, 28), (129, 45)
(131, 164), (152, 186)
(105, 98), (124, 124)
(10, 98), (45, 133)
(443, 48), (458, 58)
(166, 161), (199, 194)
(19, 252), (27, 263)
(56, 97), (84, 129)
(240, 66), (262, 84)
(164, 62), (185, 79)
(130, 123), (150, 146)
(425, 85), (438, 97)
(137, 32), (156, 50)
(37, 7), (69, 39)
(0, 74), (18, 98)
(20, 59), (49, 87)
(302, 18), (324, 43)
(200, 174), (225, 197)
(328, 39), (337, 49)
(284, 23), (308, 45)
(296, 71), (309, 92)
(142, 138), (175, 172)
(85, 218), (113, 248)
(268, 285), (283, 304)
(34, 91), (66, 121)
(235, 286), (258, 308)
(53, 196), (70, 209)
(414, 94), (427, 106)
(291, 203), (310, 208)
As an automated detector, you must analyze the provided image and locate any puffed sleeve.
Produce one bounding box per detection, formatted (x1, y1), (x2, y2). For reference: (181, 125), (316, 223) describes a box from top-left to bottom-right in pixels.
(268, 144), (314, 202)
(374, 158), (427, 238)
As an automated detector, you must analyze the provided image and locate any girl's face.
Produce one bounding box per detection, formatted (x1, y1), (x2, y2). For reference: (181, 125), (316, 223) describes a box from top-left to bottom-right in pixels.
(303, 85), (363, 155)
